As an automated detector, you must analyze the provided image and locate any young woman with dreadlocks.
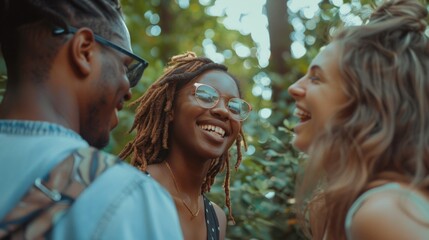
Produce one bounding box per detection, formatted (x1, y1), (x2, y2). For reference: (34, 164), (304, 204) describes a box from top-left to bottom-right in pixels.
(120, 52), (251, 240)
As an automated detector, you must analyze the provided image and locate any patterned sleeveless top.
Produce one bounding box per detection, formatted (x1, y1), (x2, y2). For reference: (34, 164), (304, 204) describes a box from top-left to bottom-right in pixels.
(203, 195), (220, 240)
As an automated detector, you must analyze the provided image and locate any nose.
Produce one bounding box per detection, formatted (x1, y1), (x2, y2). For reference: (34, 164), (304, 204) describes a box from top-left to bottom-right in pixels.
(210, 98), (230, 120)
(288, 77), (306, 100)
(124, 88), (132, 101)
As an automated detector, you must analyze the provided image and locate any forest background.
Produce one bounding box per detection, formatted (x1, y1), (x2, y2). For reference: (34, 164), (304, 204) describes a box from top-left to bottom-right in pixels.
(0, 0), (413, 239)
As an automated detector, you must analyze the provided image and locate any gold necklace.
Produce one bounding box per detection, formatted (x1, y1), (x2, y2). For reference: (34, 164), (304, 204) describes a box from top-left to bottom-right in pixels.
(164, 161), (200, 217)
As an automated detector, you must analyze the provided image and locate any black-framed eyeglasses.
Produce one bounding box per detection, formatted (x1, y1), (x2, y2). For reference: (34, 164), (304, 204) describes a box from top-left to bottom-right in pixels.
(53, 26), (148, 87)
(193, 83), (252, 121)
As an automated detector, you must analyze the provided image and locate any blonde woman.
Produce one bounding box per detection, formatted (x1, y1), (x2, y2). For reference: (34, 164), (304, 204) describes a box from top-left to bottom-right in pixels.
(289, 0), (429, 239)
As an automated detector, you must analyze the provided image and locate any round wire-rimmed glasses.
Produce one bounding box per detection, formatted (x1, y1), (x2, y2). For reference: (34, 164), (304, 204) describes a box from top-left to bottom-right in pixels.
(193, 83), (252, 121)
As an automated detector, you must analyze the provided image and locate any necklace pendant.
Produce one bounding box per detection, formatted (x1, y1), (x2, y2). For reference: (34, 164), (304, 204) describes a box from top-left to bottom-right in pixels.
(165, 161), (201, 218)
(182, 199), (200, 217)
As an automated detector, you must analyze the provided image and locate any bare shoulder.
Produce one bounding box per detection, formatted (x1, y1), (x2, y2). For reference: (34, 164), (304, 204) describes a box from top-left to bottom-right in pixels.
(351, 188), (429, 240)
(211, 201), (227, 240)
(212, 201), (227, 223)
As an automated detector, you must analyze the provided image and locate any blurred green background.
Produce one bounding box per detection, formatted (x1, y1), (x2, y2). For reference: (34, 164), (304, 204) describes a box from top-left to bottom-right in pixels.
(1, 0), (416, 239)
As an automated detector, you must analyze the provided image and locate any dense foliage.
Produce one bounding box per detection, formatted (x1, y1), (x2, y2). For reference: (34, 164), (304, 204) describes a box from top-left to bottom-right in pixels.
(108, 1), (304, 238)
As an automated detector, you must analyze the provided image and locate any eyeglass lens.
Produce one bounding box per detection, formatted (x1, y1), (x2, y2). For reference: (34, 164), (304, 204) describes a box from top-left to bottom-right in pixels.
(127, 60), (144, 87)
(195, 84), (250, 120)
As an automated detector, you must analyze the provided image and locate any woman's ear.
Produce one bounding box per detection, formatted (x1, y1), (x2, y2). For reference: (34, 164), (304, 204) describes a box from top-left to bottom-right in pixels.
(69, 28), (96, 78)
(168, 110), (174, 122)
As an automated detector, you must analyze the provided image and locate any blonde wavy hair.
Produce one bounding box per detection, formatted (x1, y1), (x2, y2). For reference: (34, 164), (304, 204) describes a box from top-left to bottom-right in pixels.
(295, 0), (429, 239)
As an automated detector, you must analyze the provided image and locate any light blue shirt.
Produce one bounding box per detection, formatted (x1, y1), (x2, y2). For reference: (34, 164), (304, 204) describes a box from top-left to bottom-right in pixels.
(0, 120), (183, 239)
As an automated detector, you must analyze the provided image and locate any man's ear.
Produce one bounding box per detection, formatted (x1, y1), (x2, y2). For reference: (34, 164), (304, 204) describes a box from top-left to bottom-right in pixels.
(69, 28), (96, 78)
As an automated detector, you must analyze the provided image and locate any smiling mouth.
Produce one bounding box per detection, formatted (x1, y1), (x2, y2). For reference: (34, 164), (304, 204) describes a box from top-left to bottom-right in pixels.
(294, 108), (311, 122)
(198, 124), (226, 138)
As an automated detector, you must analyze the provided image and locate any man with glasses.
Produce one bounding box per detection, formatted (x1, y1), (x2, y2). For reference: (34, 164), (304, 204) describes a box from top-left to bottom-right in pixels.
(0, 0), (182, 239)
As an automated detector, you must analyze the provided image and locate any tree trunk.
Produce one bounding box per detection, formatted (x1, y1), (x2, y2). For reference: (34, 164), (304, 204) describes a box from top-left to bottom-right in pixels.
(157, 0), (174, 61)
(266, 0), (293, 123)
(266, 0), (292, 75)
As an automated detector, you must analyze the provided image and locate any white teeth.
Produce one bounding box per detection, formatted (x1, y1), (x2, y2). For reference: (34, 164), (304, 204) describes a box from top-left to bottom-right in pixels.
(199, 124), (226, 137)
(294, 108), (311, 120)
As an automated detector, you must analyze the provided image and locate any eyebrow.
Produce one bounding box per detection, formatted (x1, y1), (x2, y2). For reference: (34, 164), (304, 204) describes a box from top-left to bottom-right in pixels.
(309, 65), (327, 78)
(309, 65), (322, 72)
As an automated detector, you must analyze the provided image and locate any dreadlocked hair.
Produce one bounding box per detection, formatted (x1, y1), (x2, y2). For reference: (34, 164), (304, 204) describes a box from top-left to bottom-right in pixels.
(120, 52), (248, 222)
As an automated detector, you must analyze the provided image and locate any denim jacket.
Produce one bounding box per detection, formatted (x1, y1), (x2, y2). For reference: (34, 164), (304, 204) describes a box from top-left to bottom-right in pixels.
(0, 120), (183, 239)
